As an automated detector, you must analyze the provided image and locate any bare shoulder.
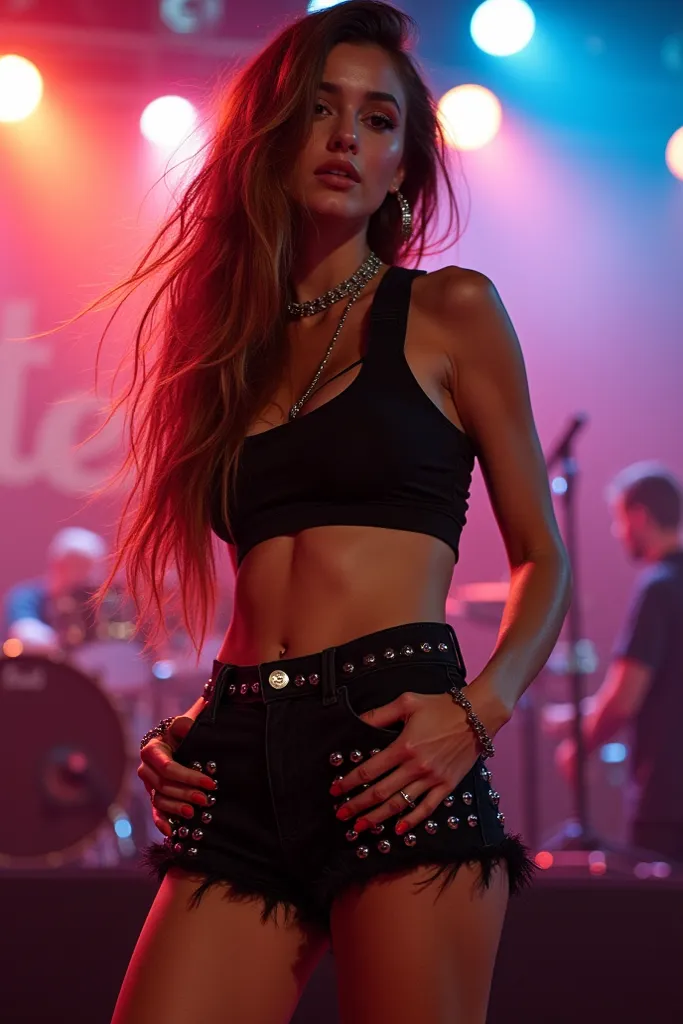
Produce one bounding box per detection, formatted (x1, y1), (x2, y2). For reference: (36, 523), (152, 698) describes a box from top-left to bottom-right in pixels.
(414, 265), (518, 367)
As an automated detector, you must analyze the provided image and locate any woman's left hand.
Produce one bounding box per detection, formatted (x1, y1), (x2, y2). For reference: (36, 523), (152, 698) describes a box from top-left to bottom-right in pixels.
(330, 690), (483, 835)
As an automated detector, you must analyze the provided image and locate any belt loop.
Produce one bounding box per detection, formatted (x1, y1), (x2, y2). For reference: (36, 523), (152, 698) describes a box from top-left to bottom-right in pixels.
(209, 663), (233, 722)
(320, 646), (338, 706)
(446, 624), (467, 679)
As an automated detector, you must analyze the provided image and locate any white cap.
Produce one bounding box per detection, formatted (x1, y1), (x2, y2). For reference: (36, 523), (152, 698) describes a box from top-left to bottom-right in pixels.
(47, 527), (107, 562)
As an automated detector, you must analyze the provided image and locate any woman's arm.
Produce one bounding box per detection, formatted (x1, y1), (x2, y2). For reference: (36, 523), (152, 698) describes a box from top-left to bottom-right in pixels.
(435, 268), (572, 734)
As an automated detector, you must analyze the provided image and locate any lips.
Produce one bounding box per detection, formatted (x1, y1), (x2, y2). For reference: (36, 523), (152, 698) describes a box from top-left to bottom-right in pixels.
(314, 160), (361, 183)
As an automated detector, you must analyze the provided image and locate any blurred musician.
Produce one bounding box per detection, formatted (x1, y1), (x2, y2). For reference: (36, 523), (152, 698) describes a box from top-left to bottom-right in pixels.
(3, 527), (108, 654)
(552, 463), (683, 861)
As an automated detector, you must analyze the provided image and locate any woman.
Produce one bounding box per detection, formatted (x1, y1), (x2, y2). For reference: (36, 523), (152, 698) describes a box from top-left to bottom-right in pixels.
(110, 2), (570, 1022)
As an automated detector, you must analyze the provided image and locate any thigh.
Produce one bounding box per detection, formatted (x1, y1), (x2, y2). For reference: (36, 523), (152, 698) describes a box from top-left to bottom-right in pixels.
(330, 862), (508, 1024)
(112, 871), (328, 1024)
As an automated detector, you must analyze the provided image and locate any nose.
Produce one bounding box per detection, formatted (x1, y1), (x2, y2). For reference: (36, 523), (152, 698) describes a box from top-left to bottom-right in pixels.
(328, 127), (359, 156)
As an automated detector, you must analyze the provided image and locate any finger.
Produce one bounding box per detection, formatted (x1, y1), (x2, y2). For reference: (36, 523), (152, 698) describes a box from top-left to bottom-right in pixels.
(138, 764), (163, 793)
(335, 763), (424, 822)
(392, 784), (453, 834)
(330, 735), (407, 797)
(359, 690), (418, 733)
(152, 792), (197, 821)
(144, 744), (216, 791)
(353, 778), (433, 834)
(152, 781), (213, 806)
(152, 809), (173, 837)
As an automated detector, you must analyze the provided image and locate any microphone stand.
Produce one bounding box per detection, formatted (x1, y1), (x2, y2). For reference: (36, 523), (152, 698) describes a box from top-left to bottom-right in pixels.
(543, 414), (601, 851)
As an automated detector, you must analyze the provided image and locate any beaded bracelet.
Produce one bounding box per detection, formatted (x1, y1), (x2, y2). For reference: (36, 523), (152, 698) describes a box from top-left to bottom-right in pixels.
(140, 717), (176, 752)
(448, 686), (496, 760)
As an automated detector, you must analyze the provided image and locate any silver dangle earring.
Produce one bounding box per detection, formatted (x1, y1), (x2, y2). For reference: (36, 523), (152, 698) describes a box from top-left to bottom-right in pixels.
(393, 189), (412, 242)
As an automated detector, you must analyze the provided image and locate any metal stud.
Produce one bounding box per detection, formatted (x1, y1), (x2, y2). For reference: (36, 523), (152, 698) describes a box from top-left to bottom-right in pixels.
(173, 842), (184, 854)
(228, 683), (236, 695)
(370, 748), (381, 756)
(489, 790), (500, 806)
(349, 749), (363, 763)
(424, 820), (439, 835)
(240, 683), (249, 695)
(210, 780), (218, 790)
(356, 845), (370, 859)
(438, 642), (448, 652)
(333, 775), (344, 784)
(480, 765), (492, 783)
(309, 673), (320, 686)
(207, 795), (217, 807)
(191, 762), (203, 772)
(462, 791), (473, 806)
(447, 816), (460, 829)
(443, 794), (455, 808)
(377, 839), (392, 853)
(178, 826), (189, 839)
(403, 832), (417, 847)
(295, 675), (306, 687)
(205, 762), (217, 775)
(203, 682), (214, 699)
(467, 814), (479, 828)
(497, 811), (506, 826)
(268, 669), (289, 690)
(420, 642), (432, 653)
(400, 645), (414, 657)
(251, 681), (260, 693)
(343, 662), (355, 674)
(201, 811), (212, 824)
(345, 829), (359, 842)
(187, 847), (198, 856)
(329, 752), (344, 767)
(383, 648), (395, 660)
(191, 829), (204, 841)
(363, 653), (376, 666)
(362, 783), (371, 789)
(370, 823), (384, 835)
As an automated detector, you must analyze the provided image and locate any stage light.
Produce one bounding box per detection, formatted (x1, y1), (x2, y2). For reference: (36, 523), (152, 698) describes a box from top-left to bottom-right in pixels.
(437, 85), (502, 151)
(535, 850), (554, 870)
(665, 127), (683, 181)
(140, 95), (197, 148)
(600, 742), (627, 764)
(308, 0), (348, 10)
(160, 0), (223, 34)
(0, 54), (43, 123)
(471, 0), (536, 57)
(551, 476), (568, 495)
(2, 638), (23, 658)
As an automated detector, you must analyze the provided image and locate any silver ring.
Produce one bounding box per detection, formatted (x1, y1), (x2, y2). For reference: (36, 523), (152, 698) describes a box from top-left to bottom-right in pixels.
(399, 789), (416, 809)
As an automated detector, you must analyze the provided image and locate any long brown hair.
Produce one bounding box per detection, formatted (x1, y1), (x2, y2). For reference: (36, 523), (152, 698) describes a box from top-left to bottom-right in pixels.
(100, 0), (461, 646)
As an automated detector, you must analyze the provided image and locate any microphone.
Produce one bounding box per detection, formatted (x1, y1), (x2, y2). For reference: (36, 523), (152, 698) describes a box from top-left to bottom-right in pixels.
(545, 413), (589, 470)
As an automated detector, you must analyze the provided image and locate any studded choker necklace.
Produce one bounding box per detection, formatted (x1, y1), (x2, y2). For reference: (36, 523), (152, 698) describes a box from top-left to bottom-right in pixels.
(287, 252), (382, 319)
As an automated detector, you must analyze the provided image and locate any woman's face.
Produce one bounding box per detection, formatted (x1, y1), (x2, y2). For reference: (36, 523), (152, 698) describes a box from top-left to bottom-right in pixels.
(291, 42), (406, 228)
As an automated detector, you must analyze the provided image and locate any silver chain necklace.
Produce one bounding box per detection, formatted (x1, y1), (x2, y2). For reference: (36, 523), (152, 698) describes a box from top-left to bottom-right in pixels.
(288, 255), (382, 421)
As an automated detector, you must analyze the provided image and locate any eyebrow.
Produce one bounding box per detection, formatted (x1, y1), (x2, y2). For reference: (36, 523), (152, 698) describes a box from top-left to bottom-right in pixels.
(319, 81), (402, 115)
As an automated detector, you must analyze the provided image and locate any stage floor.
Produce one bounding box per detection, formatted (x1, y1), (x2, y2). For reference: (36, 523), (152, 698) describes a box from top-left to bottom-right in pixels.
(2, 870), (682, 1023)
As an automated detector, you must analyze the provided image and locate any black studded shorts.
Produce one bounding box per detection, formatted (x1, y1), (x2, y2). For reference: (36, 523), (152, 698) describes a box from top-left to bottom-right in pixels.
(146, 622), (533, 930)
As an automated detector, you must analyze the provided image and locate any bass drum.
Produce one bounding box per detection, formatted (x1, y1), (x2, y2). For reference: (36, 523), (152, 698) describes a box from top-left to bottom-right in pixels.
(0, 655), (128, 867)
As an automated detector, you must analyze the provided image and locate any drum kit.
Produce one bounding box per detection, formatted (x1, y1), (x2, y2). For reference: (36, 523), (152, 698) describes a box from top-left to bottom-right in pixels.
(0, 590), (224, 869)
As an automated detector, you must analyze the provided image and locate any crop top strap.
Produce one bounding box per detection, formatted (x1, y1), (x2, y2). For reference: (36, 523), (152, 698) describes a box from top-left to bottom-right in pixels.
(366, 265), (427, 363)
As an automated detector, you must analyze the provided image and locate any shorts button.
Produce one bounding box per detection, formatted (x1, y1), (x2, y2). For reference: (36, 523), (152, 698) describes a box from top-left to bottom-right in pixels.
(268, 669), (289, 689)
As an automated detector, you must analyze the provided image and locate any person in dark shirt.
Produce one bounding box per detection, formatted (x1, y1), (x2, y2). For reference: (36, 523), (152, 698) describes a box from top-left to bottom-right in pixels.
(555, 463), (683, 860)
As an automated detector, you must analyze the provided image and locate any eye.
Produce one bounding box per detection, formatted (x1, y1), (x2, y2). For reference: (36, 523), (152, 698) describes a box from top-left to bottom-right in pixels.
(315, 102), (331, 117)
(366, 112), (397, 132)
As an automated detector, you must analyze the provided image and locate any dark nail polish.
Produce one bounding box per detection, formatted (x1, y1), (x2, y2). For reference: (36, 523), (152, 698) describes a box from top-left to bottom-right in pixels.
(336, 806), (351, 820)
(182, 805), (194, 819)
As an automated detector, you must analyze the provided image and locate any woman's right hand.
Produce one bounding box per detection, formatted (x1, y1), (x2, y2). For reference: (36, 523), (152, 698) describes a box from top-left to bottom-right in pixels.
(138, 713), (217, 837)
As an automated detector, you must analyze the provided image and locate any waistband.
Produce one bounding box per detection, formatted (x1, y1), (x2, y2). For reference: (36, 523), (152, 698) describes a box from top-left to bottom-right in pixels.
(202, 621), (466, 713)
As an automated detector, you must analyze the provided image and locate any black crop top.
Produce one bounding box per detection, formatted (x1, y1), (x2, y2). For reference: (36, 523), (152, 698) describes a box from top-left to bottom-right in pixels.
(211, 266), (476, 566)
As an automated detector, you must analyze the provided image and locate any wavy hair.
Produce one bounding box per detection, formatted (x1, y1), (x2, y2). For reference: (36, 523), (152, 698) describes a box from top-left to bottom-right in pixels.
(99, 0), (462, 646)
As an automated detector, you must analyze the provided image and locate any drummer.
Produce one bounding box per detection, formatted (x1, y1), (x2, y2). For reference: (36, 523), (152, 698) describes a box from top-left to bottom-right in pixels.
(3, 527), (107, 654)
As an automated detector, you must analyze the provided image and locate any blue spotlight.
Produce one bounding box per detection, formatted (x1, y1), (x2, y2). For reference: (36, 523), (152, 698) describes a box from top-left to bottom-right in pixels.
(114, 815), (133, 839)
(600, 743), (628, 764)
(471, 0), (536, 57)
(307, 0), (348, 11)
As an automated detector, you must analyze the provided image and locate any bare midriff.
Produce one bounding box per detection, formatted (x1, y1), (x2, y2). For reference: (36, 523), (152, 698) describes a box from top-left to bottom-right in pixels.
(216, 525), (456, 665)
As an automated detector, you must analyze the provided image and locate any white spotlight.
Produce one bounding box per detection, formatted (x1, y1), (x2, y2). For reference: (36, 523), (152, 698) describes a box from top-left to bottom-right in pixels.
(140, 95), (197, 148)
(471, 0), (536, 57)
(438, 85), (503, 151)
(307, 0), (348, 10)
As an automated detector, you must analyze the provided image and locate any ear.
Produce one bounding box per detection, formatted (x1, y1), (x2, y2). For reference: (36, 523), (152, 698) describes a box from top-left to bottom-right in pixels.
(389, 165), (405, 194)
